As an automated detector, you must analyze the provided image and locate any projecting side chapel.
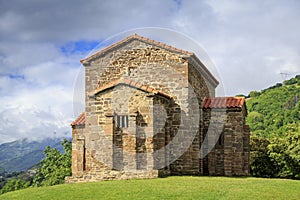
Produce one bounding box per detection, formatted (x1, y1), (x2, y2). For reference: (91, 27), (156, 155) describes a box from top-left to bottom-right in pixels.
(66, 34), (250, 183)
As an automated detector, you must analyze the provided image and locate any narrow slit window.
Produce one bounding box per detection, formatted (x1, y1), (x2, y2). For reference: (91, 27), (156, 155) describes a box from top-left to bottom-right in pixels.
(114, 115), (128, 128)
(218, 133), (224, 146)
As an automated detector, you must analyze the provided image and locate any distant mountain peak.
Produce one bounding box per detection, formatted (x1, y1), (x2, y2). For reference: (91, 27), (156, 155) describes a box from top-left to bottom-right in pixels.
(0, 137), (71, 173)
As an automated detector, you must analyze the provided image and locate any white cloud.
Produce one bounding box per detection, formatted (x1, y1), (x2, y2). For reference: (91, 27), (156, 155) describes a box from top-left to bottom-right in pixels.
(0, 0), (300, 143)
(0, 85), (74, 144)
(0, 43), (83, 143)
(0, 0), (177, 43)
(169, 0), (300, 95)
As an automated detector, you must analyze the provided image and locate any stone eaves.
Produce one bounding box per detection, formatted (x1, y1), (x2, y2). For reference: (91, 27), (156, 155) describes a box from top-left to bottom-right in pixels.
(90, 78), (172, 99)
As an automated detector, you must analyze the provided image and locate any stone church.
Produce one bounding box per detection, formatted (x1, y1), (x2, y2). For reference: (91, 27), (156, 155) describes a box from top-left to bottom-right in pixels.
(66, 34), (250, 183)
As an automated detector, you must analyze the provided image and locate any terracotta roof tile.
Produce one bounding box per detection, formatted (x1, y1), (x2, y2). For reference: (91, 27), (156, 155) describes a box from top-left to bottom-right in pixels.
(202, 97), (245, 109)
(91, 78), (172, 99)
(141, 85), (148, 91)
(73, 97), (246, 126)
(71, 112), (85, 126)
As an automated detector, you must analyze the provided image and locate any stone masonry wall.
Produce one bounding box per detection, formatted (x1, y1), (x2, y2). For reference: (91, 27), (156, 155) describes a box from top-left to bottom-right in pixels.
(160, 63), (210, 175)
(67, 37), (250, 183)
(153, 95), (171, 176)
(85, 40), (189, 102)
(70, 125), (85, 177)
(202, 107), (250, 176)
(90, 85), (152, 172)
(82, 39), (212, 179)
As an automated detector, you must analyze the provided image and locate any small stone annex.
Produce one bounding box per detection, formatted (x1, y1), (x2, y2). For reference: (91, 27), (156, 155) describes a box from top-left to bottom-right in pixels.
(66, 34), (250, 183)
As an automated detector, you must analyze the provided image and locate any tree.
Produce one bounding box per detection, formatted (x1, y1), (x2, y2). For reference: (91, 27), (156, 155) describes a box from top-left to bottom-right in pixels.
(250, 124), (300, 179)
(33, 139), (71, 186)
(249, 90), (260, 98)
(0, 179), (30, 194)
(250, 135), (279, 177)
(268, 125), (300, 179)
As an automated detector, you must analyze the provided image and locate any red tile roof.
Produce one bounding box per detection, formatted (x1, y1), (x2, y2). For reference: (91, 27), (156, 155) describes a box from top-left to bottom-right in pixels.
(72, 97), (246, 126)
(80, 34), (193, 64)
(202, 97), (245, 109)
(71, 112), (85, 126)
(91, 78), (172, 99)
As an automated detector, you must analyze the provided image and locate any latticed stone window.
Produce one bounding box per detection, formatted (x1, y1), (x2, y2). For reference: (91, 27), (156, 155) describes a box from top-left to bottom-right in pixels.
(114, 115), (129, 128)
(128, 67), (138, 77)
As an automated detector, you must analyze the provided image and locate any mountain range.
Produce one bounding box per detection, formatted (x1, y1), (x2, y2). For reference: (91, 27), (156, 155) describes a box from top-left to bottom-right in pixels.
(0, 137), (69, 173)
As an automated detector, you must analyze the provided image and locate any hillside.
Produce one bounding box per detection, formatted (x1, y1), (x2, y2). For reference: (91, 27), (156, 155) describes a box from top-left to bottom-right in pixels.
(1, 177), (299, 200)
(0, 138), (68, 173)
(245, 75), (300, 179)
(246, 75), (300, 138)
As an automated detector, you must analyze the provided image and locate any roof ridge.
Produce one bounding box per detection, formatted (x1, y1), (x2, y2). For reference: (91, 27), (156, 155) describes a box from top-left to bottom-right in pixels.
(91, 78), (172, 99)
(80, 34), (193, 63)
(130, 34), (193, 55)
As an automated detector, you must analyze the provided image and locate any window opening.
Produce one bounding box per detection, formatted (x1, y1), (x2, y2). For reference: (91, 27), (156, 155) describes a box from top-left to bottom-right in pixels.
(114, 115), (128, 128)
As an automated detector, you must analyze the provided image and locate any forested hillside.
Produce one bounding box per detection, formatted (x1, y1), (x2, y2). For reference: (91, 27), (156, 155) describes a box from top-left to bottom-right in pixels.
(246, 75), (300, 179)
(0, 139), (71, 195)
(246, 75), (300, 138)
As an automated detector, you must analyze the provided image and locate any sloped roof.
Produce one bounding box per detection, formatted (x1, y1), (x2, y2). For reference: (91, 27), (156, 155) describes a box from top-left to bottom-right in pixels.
(80, 34), (193, 64)
(202, 97), (245, 109)
(71, 112), (85, 126)
(90, 78), (172, 99)
(80, 34), (219, 87)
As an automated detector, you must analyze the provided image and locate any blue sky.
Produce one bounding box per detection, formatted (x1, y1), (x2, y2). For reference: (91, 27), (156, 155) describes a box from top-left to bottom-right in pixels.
(60, 40), (99, 56)
(0, 0), (300, 143)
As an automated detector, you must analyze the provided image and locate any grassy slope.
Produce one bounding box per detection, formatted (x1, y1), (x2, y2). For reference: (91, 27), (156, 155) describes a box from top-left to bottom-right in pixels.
(1, 177), (299, 200)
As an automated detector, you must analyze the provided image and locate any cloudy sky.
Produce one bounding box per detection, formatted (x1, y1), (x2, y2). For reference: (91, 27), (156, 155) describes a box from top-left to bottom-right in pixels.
(0, 0), (299, 144)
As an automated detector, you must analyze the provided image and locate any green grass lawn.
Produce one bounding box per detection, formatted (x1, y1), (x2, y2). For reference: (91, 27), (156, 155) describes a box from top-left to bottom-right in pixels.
(1, 176), (299, 200)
